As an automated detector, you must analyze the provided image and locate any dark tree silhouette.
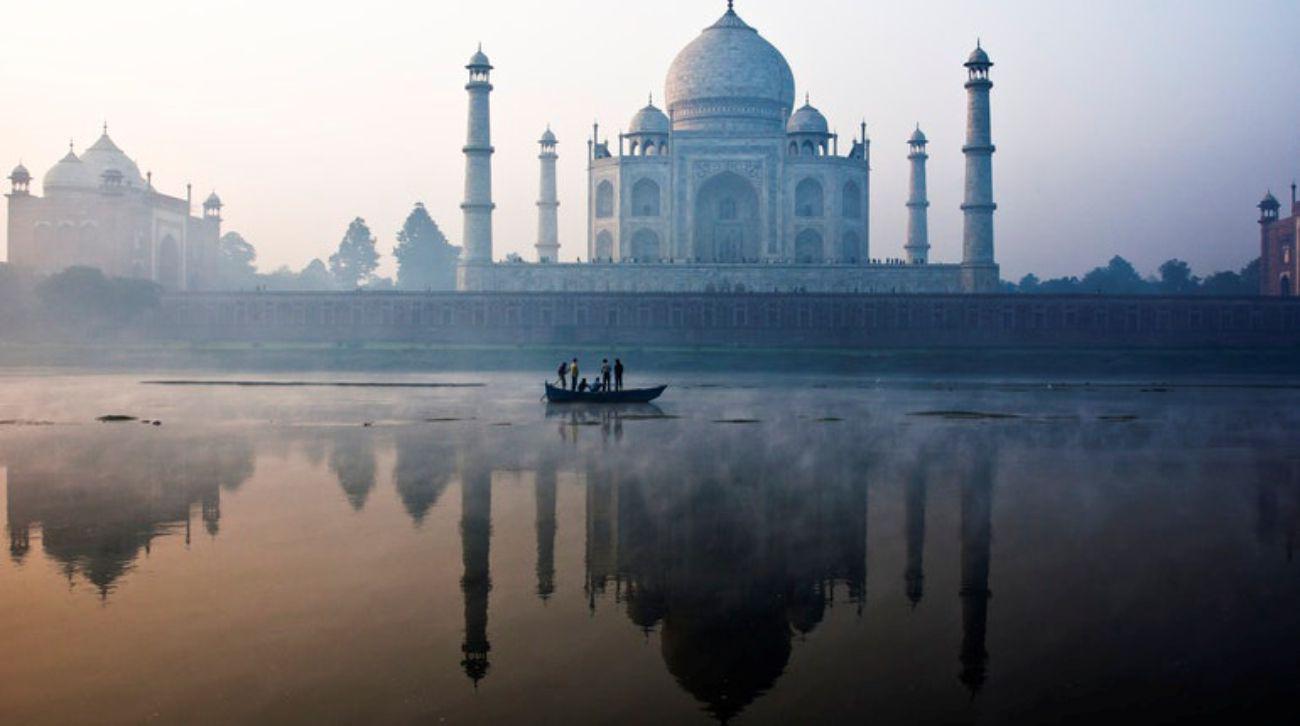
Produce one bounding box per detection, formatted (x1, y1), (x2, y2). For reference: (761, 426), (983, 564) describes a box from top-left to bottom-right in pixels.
(394, 203), (461, 290)
(329, 217), (380, 289)
(216, 232), (258, 289)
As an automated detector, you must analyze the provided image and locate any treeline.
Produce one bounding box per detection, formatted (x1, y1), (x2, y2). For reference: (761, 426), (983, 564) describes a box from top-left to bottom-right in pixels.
(0, 264), (162, 339)
(1010, 256), (1260, 297)
(215, 203), (460, 292)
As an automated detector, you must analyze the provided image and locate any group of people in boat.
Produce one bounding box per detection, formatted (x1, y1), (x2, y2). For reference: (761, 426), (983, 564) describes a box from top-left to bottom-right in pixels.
(556, 357), (625, 393)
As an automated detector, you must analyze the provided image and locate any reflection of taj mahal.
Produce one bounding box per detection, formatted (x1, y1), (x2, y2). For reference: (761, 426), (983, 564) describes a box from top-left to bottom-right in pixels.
(459, 1), (1000, 294)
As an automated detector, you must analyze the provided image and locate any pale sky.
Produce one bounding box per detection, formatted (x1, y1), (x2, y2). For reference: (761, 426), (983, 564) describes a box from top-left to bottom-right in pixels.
(2, 0), (1298, 281)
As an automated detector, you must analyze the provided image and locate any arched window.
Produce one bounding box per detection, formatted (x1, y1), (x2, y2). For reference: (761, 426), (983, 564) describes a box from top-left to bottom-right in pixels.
(629, 141), (639, 156)
(802, 141), (816, 156)
(789, 142), (799, 156)
(795, 178), (823, 218)
(1282, 275), (1294, 297)
(632, 179), (660, 217)
(595, 231), (613, 261)
(842, 182), (862, 220)
(841, 231), (862, 263)
(645, 143), (657, 156)
(631, 229), (661, 262)
(596, 181), (615, 218)
(659, 143), (668, 155)
(795, 229), (824, 264)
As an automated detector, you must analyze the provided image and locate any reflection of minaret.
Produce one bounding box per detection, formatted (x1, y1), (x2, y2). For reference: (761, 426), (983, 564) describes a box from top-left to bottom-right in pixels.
(904, 465), (927, 608)
(201, 488), (220, 537)
(460, 462), (492, 685)
(959, 455), (995, 696)
(584, 464), (619, 610)
(535, 463), (557, 601)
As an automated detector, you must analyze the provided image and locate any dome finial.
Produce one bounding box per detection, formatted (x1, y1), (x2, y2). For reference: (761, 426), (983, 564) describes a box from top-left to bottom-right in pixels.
(102, 120), (108, 136)
(727, 0), (734, 11)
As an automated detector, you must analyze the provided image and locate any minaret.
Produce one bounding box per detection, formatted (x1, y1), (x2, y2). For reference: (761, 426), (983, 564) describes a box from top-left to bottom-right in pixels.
(1259, 191), (1282, 296)
(461, 45), (495, 265)
(460, 458), (493, 685)
(536, 127), (560, 263)
(905, 126), (931, 265)
(960, 42), (997, 290)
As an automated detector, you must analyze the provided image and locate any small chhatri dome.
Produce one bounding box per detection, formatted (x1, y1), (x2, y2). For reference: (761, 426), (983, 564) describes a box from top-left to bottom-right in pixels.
(1260, 191), (1281, 208)
(966, 41), (992, 68)
(204, 191), (223, 208)
(468, 44), (491, 69)
(9, 162), (30, 182)
(787, 97), (828, 134)
(910, 125), (928, 144)
(43, 145), (96, 191)
(629, 99), (670, 135)
(539, 126), (557, 144)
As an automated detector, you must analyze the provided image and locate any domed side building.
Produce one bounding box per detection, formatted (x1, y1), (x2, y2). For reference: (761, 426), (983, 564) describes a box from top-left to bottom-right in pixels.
(456, 1), (1000, 293)
(6, 128), (223, 290)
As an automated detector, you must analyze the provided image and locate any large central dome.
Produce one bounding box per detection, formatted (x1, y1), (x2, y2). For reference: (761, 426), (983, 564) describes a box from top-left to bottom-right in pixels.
(664, 6), (796, 134)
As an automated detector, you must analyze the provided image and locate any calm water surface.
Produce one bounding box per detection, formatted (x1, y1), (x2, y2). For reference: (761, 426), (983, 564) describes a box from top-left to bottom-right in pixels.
(0, 371), (1297, 724)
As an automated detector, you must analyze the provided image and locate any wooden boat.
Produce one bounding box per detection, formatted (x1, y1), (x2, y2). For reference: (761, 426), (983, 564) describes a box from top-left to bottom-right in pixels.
(545, 383), (667, 404)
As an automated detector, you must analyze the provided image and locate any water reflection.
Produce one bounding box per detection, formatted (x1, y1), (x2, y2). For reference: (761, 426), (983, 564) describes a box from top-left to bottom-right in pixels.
(3, 387), (1299, 723)
(2, 430), (253, 597)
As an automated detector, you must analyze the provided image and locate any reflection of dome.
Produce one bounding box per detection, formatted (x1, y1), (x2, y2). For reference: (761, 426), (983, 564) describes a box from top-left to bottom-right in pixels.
(786, 101), (828, 134)
(661, 609), (792, 723)
(80, 132), (145, 188)
(43, 149), (95, 192)
(629, 102), (670, 135)
(665, 6), (796, 133)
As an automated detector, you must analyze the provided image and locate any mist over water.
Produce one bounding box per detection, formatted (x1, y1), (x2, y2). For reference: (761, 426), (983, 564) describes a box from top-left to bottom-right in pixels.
(0, 371), (1297, 723)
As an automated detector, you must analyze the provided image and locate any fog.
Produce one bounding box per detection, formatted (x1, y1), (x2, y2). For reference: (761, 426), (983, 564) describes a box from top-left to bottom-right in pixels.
(2, 0), (1297, 281)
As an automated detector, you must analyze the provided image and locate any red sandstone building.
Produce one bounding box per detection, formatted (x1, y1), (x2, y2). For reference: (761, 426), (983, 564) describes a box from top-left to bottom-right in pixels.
(1260, 185), (1299, 296)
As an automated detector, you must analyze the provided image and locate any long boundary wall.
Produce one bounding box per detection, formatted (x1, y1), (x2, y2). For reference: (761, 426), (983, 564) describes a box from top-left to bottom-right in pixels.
(147, 291), (1300, 349)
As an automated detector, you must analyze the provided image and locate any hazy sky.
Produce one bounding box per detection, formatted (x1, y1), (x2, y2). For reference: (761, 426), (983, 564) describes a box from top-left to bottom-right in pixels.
(2, 0), (1298, 280)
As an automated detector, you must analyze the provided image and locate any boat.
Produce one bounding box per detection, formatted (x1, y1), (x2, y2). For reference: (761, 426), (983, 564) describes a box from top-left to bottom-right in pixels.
(545, 383), (667, 404)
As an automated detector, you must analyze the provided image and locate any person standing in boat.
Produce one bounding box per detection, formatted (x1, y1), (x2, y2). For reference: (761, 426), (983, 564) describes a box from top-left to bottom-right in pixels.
(570, 358), (580, 391)
(600, 359), (612, 393)
(557, 360), (569, 389)
(614, 359), (624, 391)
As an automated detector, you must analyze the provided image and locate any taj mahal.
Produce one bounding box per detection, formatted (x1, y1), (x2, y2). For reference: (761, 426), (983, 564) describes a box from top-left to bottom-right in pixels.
(458, 1), (1001, 294)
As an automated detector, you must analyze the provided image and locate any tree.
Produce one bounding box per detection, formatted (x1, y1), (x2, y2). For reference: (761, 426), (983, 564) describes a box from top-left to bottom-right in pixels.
(36, 266), (160, 327)
(1017, 274), (1041, 293)
(299, 259), (334, 290)
(1239, 258), (1261, 293)
(1157, 259), (1199, 295)
(1080, 256), (1150, 295)
(216, 232), (258, 289)
(393, 203), (460, 290)
(329, 217), (380, 289)
(1039, 276), (1081, 294)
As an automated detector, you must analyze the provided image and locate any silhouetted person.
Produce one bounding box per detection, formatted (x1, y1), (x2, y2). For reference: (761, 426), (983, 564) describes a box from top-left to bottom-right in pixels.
(570, 358), (580, 391)
(601, 359), (612, 392)
(556, 360), (569, 389)
(578, 378), (590, 393)
(614, 359), (625, 390)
